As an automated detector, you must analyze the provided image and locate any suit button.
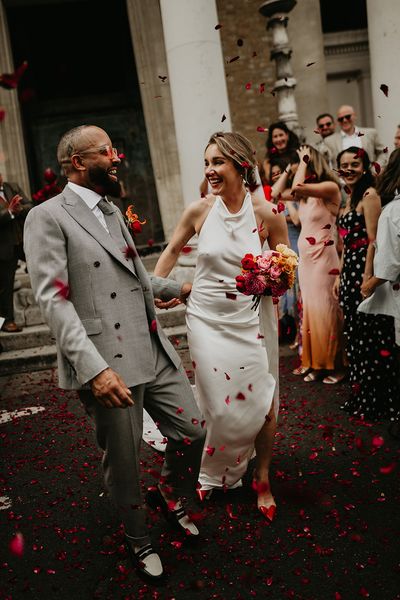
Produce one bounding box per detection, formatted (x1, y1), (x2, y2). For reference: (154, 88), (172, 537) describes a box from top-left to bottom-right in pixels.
(94, 261), (100, 267)
(110, 292), (117, 299)
(114, 322), (120, 329)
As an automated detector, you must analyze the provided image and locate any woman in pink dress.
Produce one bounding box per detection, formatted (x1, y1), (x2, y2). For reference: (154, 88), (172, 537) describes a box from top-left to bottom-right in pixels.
(291, 146), (345, 382)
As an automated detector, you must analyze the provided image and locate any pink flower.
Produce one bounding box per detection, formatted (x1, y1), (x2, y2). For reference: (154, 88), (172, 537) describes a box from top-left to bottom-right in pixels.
(257, 256), (272, 271)
(269, 265), (282, 280)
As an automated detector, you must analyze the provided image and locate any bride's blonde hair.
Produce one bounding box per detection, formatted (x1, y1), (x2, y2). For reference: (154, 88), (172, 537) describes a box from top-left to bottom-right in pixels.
(206, 131), (258, 187)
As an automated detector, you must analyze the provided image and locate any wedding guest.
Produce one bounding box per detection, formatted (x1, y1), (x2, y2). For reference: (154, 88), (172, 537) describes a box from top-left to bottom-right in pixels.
(324, 104), (387, 166)
(154, 131), (289, 521)
(0, 172), (32, 332)
(356, 148), (400, 422)
(290, 146), (345, 383)
(333, 147), (399, 420)
(262, 121), (300, 182)
(315, 112), (336, 165)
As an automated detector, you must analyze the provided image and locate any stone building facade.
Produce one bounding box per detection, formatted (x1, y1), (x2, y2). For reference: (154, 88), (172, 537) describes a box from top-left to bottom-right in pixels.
(0, 0), (399, 246)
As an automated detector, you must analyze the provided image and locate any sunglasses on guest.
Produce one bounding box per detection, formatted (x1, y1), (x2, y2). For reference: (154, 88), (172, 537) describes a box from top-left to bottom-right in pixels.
(337, 114), (353, 123)
(318, 121), (333, 128)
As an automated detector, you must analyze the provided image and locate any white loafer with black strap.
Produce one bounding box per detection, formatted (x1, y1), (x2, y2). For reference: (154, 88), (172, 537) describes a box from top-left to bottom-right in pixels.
(124, 536), (165, 584)
(146, 486), (200, 539)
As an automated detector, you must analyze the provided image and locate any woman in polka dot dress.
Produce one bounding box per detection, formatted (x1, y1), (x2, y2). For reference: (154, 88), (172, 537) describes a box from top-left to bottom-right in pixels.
(333, 147), (399, 420)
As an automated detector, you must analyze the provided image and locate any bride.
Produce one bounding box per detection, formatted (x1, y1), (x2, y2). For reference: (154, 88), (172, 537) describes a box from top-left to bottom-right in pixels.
(154, 131), (288, 520)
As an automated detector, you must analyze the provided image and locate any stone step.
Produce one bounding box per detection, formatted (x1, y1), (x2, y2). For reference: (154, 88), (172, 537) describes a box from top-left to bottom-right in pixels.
(0, 324), (54, 352)
(0, 345), (58, 377)
(0, 325), (190, 377)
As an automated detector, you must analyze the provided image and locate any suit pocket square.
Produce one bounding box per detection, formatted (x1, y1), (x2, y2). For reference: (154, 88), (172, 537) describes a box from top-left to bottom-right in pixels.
(81, 318), (103, 335)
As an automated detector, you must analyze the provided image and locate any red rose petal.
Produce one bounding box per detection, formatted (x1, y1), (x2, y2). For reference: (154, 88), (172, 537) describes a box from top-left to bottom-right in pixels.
(150, 319), (157, 333)
(379, 349), (391, 357)
(181, 246), (192, 254)
(379, 462), (396, 475)
(379, 83), (389, 97)
(236, 392), (246, 400)
(328, 268), (340, 275)
(206, 446), (215, 456)
(53, 278), (70, 300)
(9, 532), (24, 557)
(306, 237), (316, 245)
(224, 372), (231, 380)
(225, 292), (237, 300)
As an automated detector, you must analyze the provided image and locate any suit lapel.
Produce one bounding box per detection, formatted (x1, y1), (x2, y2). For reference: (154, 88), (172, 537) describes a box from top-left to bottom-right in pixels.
(62, 187), (137, 278)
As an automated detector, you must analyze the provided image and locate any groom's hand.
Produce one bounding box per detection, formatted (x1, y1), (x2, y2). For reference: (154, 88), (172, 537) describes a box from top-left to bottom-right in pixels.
(90, 368), (133, 409)
(154, 297), (181, 310)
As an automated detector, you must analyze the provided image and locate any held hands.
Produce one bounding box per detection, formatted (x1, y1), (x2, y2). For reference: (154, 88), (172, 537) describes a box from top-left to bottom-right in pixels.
(154, 281), (192, 310)
(90, 367), (134, 409)
(360, 276), (374, 299)
(8, 194), (23, 215)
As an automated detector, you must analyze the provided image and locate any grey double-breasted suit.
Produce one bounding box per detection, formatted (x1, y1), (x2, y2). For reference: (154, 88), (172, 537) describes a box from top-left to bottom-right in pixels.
(24, 185), (205, 544)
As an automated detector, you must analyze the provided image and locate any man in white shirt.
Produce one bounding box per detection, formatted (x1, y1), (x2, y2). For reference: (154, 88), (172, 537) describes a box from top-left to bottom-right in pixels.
(324, 104), (387, 167)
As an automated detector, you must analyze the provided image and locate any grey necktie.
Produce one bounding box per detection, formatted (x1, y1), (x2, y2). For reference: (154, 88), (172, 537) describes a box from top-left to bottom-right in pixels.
(97, 197), (135, 269)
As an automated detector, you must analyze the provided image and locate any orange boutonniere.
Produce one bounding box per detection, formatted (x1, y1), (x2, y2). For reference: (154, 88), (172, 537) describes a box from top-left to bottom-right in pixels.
(125, 205), (146, 234)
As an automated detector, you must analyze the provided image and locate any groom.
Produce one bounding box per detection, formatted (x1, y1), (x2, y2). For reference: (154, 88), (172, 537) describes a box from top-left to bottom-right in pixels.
(24, 125), (205, 582)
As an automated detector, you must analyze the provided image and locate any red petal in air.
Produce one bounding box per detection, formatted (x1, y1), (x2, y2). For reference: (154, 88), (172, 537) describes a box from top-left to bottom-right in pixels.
(123, 245), (137, 259)
(221, 113), (226, 122)
(259, 83), (265, 94)
(322, 223), (331, 229)
(215, 24), (222, 30)
(53, 278), (70, 300)
(328, 268), (340, 275)
(379, 462), (396, 475)
(305, 237), (316, 245)
(324, 240), (334, 246)
(228, 56), (240, 63)
(379, 83), (389, 97)
(257, 126), (267, 132)
(379, 349), (391, 357)
(0, 108), (5, 122)
(372, 162), (381, 175)
(245, 82), (252, 90)
(150, 319), (157, 333)
(236, 392), (246, 400)
(277, 201), (285, 213)
(224, 372), (231, 380)
(181, 246), (192, 254)
(206, 446), (215, 456)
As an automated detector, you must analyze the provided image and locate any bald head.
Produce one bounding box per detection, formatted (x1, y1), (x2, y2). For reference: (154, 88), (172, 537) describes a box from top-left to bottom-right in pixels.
(337, 105), (356, 134)
(57, 125), (105, 175)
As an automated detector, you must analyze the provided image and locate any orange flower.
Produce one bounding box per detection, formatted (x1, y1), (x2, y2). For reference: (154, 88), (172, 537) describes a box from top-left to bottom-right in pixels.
(125, 205), (146, 234)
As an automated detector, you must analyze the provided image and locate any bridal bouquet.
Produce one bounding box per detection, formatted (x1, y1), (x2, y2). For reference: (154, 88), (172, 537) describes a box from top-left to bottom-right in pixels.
(235, 244), (298, 309)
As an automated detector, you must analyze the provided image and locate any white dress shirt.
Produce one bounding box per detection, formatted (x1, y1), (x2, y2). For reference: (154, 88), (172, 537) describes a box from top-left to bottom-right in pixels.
(340, 127), (363, 151)
(67, 181), (109, 233)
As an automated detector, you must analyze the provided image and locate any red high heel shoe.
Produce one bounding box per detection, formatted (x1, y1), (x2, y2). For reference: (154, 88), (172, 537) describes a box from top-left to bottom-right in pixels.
(252, 474), (276, 522)
(196, 489), (213, 502)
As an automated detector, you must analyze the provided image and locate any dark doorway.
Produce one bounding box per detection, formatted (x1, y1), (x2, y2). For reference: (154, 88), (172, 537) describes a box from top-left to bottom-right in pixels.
(5, 0), (164, 245)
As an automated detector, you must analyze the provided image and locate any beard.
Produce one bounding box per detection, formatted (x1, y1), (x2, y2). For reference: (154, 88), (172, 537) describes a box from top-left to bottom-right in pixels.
(87, 165), (121, 197)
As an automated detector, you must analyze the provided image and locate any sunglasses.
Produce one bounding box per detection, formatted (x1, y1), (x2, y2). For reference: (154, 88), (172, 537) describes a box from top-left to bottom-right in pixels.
(77, 145), (119, 158)
(337, 114), (353, 123)
(318, 121), (333, 128)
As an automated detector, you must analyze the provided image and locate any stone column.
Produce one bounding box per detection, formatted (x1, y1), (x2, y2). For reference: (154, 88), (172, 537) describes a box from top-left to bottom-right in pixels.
(160, 0), (232, 211)
(159, 0), (231, 271)
(366, 0), (400, 150)
(0, 1), (30, 193)
(126, 0), (184, 241)
(259, 0), (299, 135)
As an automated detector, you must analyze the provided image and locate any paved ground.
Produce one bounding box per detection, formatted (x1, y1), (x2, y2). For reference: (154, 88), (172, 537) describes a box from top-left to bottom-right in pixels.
(0, 355), (399, 600)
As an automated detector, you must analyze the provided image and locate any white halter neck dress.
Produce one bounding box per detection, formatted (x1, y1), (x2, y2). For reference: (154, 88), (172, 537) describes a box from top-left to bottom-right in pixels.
(186, 193), (276, 490)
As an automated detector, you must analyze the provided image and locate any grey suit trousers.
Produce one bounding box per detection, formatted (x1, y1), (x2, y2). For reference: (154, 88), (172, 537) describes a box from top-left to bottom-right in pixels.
(79, 335), (205, 545)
